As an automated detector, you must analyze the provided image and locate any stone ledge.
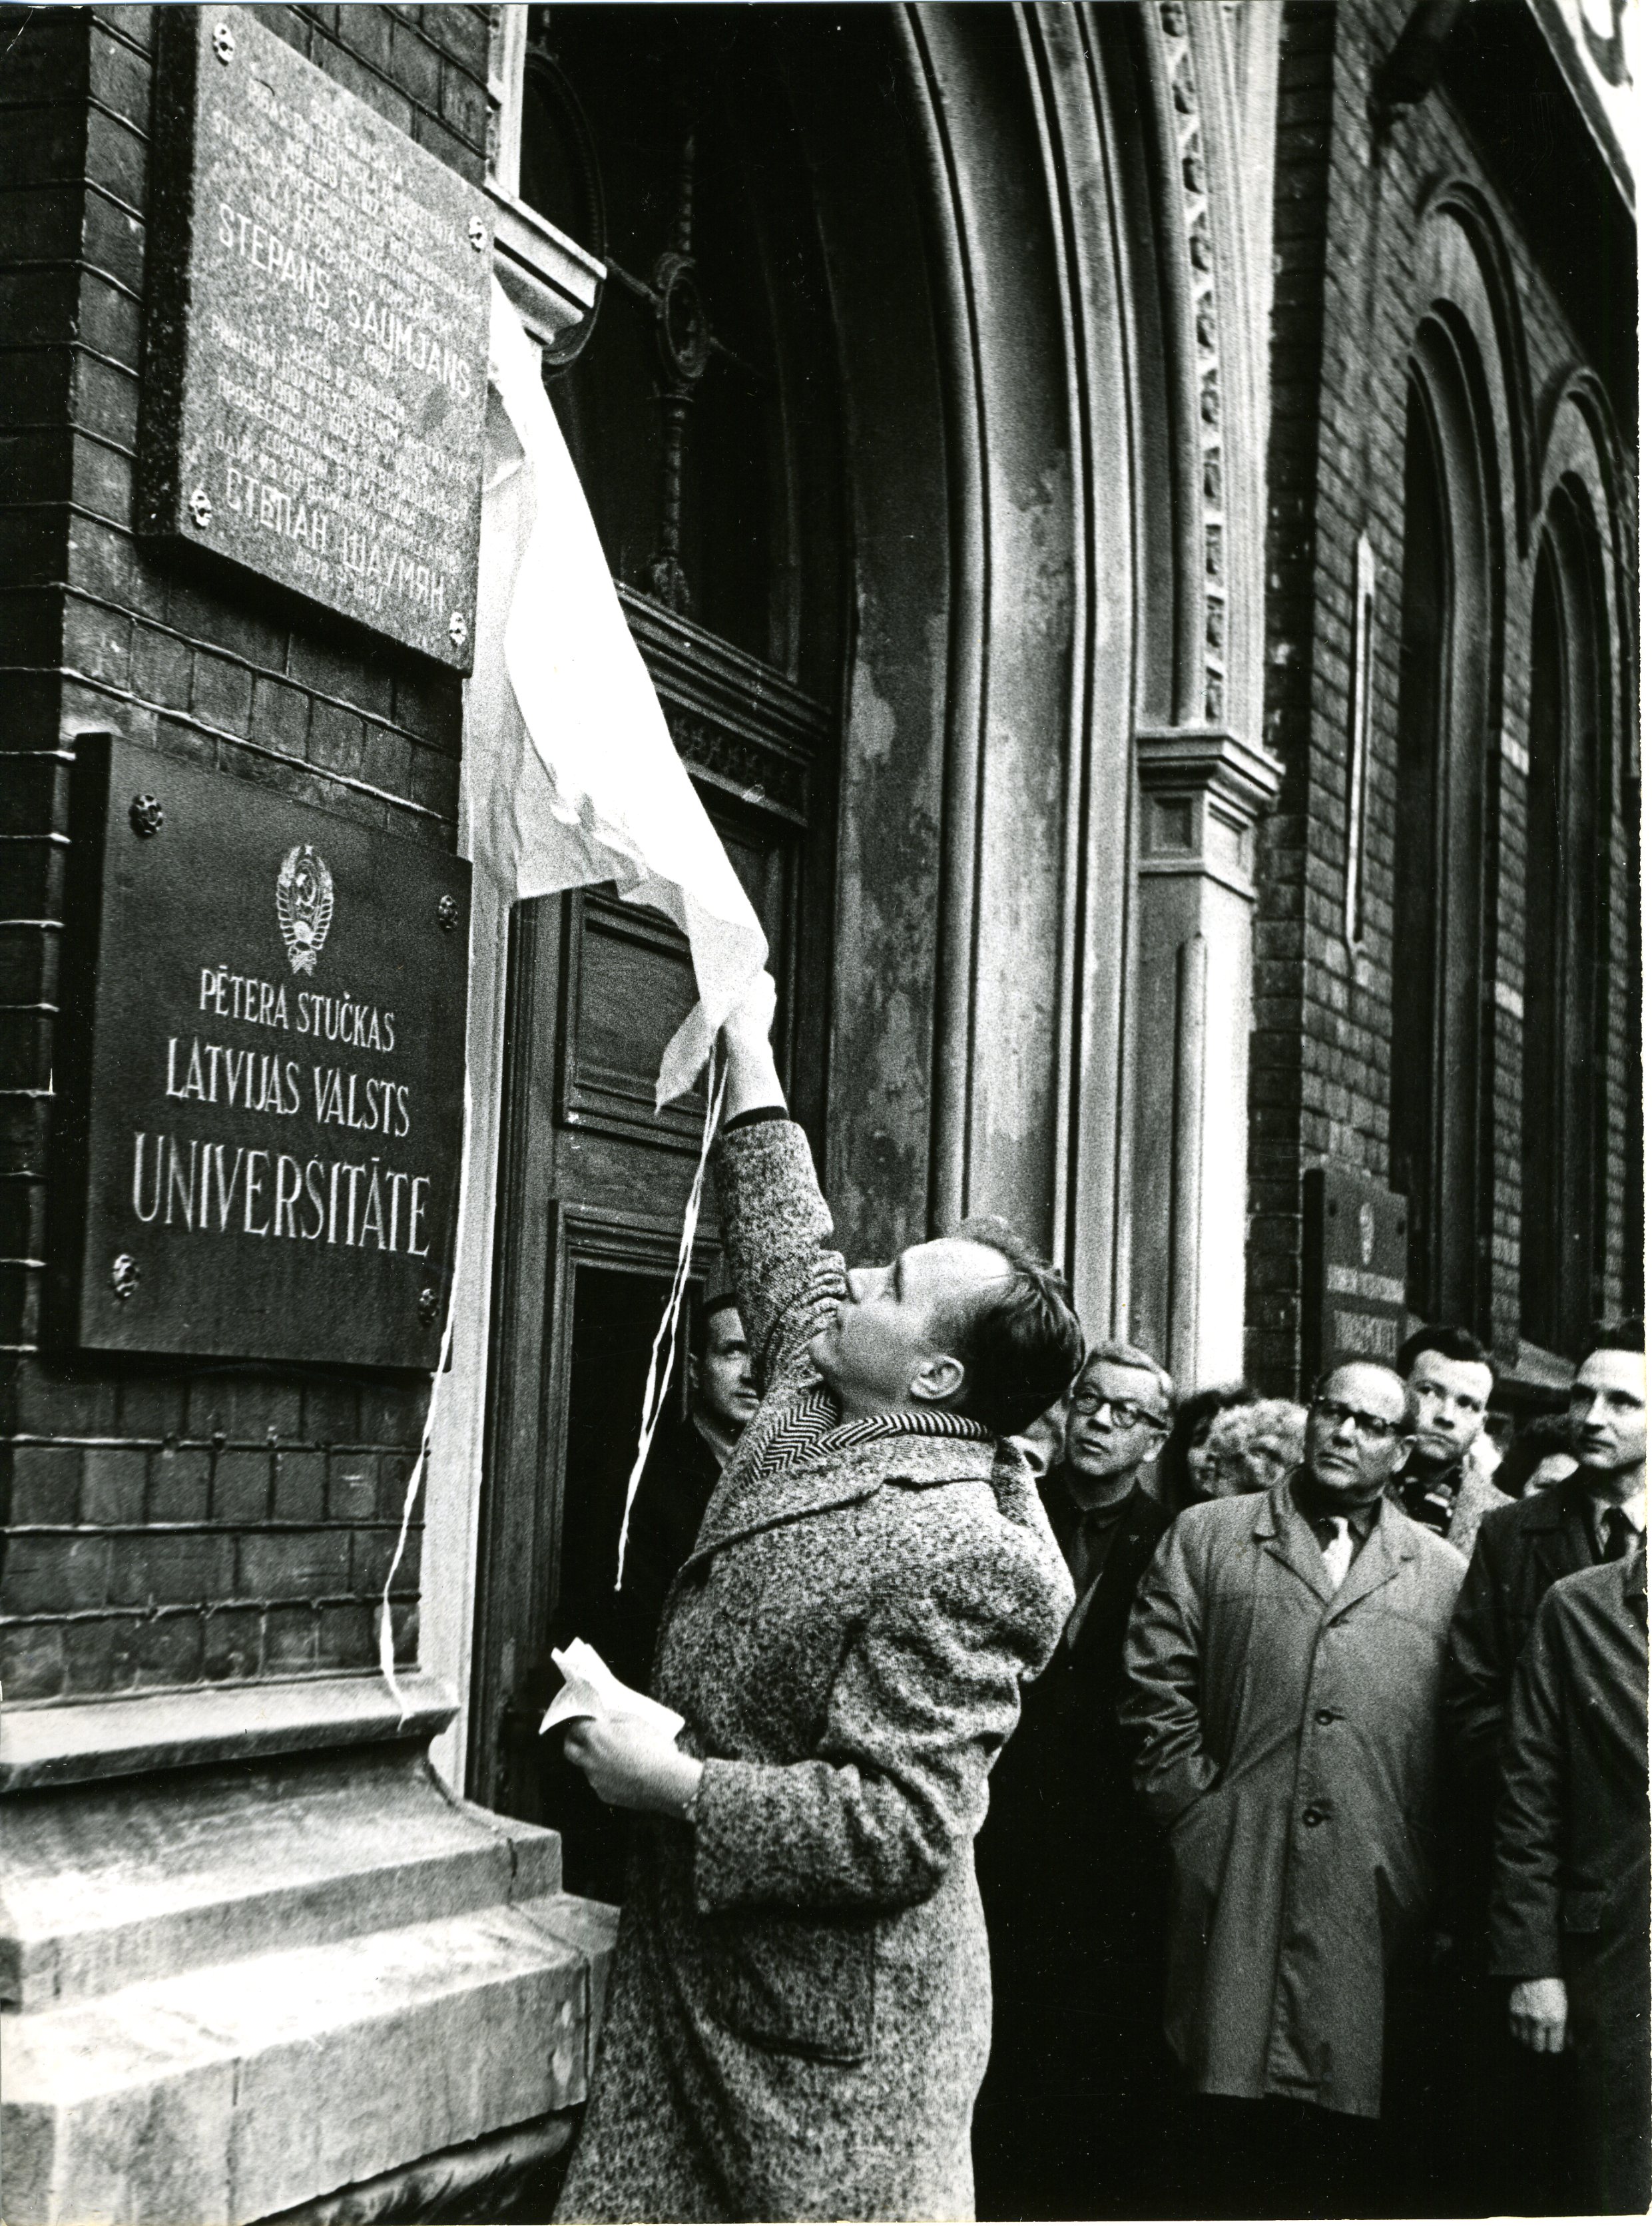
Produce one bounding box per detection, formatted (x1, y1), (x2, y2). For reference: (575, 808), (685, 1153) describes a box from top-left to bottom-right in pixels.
(0, 1673), (457, 1794)
(2, 1890), (617, 2225)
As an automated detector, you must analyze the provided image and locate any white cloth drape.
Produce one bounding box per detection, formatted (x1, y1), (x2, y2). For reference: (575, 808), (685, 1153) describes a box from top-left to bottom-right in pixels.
(469, 278), (767, 1103)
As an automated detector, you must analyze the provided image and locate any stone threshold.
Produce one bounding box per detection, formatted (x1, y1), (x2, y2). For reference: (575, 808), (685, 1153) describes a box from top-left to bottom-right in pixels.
(0, 1671), (456, 1793)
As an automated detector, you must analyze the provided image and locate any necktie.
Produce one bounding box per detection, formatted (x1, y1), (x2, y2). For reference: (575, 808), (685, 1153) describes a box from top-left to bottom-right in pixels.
(1322, 1515), (1353, 1590)
(1603, 1505), (1638, 1560)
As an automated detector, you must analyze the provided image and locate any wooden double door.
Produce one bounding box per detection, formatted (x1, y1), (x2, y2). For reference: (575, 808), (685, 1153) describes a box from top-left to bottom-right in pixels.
(467, 10), (841, 1898)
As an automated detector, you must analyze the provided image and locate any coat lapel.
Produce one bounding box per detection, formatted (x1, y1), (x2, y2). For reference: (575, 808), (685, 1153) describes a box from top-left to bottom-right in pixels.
(1258, 1484), (1334, 1603)
(1326, 1494), (1415, 1619)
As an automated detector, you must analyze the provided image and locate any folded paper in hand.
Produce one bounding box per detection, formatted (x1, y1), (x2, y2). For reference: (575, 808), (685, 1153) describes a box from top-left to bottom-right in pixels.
(539, 1637), (686, 1742)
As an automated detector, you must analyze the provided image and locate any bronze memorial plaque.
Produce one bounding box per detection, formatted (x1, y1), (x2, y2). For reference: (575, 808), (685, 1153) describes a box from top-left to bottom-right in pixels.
(138, 11), (491, 670)
(53, 736), (471, 1370)
(1300, 1167), (1410, 1379)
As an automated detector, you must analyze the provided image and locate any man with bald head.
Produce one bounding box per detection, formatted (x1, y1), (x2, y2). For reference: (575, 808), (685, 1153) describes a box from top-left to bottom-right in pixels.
(1123, 1361), (1467, 2213)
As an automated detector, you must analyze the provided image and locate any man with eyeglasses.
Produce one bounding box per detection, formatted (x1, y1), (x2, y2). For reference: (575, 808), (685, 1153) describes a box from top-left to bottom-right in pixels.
(1121, 1360), (1466, 2214)
(1440, 1318), (1647, 2213)
(973, 1342), (1175, 2220)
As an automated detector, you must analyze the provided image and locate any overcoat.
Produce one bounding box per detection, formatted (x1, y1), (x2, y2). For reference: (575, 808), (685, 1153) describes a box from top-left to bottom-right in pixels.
(973, 1476), (1171, 2214)
(1488, 1553), (1650, 2213)
(1121, 1484), (1465, 2119)
(1439, 1479), (1599, 1935)
(556, 1117), (1073, 2223)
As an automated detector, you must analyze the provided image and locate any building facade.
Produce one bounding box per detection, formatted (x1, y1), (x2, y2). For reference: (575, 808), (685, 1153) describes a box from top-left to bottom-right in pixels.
(1247, 0), (1639, 1409)
(0, 1), (1635, 2220)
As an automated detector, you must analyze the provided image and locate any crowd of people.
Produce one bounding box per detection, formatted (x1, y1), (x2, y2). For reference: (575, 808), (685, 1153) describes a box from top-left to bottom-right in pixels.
(551, 984), (1647, 2224)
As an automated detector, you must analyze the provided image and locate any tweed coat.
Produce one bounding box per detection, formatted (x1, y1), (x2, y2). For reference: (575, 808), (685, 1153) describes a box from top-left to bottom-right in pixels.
(1120, 1484), (1466, 2119)
(556, 1117), (1074, 2223)
(1488, 1553), (1650, 2213)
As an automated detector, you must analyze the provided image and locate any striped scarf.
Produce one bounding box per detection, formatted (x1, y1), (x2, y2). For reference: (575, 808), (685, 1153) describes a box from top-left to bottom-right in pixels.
(747, 1386), (991, 1480)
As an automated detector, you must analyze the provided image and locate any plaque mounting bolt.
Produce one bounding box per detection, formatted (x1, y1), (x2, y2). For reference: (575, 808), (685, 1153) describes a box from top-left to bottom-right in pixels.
(418, 1287), (440, 1325)
(448, 611), (468, 647)
(438, 894), (461, 934)
(189, 487), (213, 529)
(111, 1254), (140, 1303)
(211, 19), (235, 62)
(467, 216), (487, 252)
(129, 793), (164, 838)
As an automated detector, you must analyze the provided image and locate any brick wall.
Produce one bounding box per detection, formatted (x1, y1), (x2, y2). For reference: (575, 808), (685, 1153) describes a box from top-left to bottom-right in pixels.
(0, 4), (491, 1705)
(1246, 0), (1639, 1392)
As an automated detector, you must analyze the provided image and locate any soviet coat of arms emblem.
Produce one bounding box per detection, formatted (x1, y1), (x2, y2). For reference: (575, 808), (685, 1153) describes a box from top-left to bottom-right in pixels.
(276, 844), (334, 975)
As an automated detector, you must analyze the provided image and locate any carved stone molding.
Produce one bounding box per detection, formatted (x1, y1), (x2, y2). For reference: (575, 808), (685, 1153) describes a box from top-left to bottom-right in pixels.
(1136, 724), (1284, 900)
(1155, 1), (1230, 726)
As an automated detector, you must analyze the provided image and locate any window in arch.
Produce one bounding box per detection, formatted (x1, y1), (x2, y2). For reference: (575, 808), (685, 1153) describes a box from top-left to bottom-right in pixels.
(1520, 503), (1608, 1353)
(511, 5), (838, 687)
(1388, 342), (1496, 1325)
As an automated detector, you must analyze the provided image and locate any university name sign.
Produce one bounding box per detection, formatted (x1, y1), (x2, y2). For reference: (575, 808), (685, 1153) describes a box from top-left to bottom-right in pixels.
(138, 11), (491, 669)
(53, 737), (470, 1370)
(1300, 1167), (1410, 1379)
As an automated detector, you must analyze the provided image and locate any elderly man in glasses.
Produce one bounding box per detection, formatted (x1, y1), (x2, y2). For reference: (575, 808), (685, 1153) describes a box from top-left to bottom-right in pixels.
(1121, 1360), (1466, 2215)
(974, 1342), (1175, 2219)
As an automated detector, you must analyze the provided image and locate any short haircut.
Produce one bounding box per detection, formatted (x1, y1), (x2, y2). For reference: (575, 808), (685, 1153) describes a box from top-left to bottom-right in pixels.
(1397, 1322), (1495, 1382)
(689, 1290), (742, 1364)
(1585, 1317), (1645, 1358)
(943, 1216), (1087, 1438)
(1078, 1338), (1175, 1422)
(1312, 1359), (1410, 1410)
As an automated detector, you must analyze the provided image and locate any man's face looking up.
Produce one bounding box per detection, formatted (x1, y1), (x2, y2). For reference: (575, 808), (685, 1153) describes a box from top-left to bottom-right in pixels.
(1405, 1350), (1494, 1473)
(807, 1238), (1013, 1418)
(1568, 1349), (1647, 1486)
(690, 1306), (759, 1435)
(1304, 1362), (1414, 1506)
(1064, 1360), (1170, 1486)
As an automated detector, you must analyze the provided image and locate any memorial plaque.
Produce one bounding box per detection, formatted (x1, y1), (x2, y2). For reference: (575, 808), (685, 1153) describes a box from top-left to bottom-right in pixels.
(1301, 1167), (1411, 1380)
(138, 11), (491, 670)
(53, 736), (471, 1369)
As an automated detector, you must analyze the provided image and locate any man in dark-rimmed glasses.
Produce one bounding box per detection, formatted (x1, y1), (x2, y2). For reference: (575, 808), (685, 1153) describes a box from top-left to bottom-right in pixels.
(1122, 1360), (1466, 2214)
(974, 1342), (1176, 2219)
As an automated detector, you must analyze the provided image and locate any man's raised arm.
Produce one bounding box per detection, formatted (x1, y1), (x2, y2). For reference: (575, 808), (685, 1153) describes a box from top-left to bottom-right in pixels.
(712, 975), (844, 1396)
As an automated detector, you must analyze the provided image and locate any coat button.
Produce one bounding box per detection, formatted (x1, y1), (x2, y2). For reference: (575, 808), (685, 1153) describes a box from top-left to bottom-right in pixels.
(1314, 1708), (1338, 1725)
(1302, 1805), (1326, 1826)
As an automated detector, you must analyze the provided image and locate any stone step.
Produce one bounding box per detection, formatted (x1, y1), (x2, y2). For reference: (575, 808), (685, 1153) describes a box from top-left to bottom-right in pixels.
(1, 1890), (618, 2226)
(0, 1746), (561, 2012)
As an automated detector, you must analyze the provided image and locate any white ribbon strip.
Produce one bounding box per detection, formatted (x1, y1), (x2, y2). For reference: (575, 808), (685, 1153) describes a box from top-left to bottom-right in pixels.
(614, 1048), (726, 1590)
(378, 1068), (472, 1721)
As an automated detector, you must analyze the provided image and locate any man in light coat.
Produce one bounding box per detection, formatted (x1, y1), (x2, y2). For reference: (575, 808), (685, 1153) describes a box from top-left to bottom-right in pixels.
(1121, 1361), (1466, 2213)
(553, 975), (1083, 2223)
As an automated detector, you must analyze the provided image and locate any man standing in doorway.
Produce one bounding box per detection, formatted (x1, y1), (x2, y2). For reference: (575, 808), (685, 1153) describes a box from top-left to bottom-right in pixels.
(1391, 1323), (1510, 1553)
(609, 1294), (759, 1689)
(973, 1341), (1175, 2220)
(1441, 1320), (1647, 2212)
(1123, 1362), (1465, 2215)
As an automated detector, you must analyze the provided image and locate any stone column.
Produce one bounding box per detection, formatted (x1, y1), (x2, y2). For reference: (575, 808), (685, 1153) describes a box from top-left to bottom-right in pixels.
(1131, 726), (1281, 1384)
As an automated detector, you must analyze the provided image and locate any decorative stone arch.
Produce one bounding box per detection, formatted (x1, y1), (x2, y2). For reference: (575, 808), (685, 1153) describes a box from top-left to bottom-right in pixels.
(1520, 374), (1637, 1340)
(778, 2), (1281, 1367)
(1388, 227), (1514, 1327)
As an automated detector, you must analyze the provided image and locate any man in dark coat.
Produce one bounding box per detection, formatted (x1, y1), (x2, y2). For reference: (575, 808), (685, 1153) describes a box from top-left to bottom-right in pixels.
(973, 1340), (1174, 2220)
(1438, 1320), (1646, 2211)
(1489, 1544), (1649, 2214)
(607, 1294), (758, 1691)
(553, 975), (1085, 2222)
